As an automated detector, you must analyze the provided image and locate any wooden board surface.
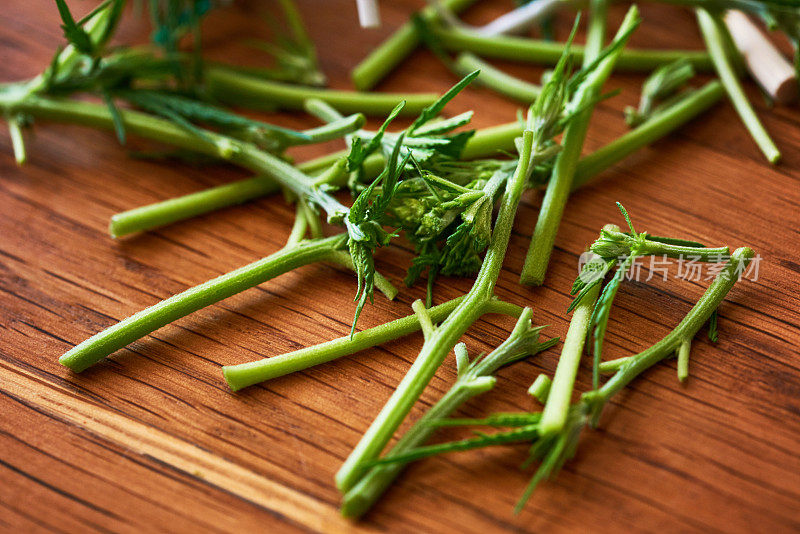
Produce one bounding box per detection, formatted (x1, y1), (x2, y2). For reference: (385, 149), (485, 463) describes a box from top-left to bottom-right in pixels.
(2, 1), (800, 532)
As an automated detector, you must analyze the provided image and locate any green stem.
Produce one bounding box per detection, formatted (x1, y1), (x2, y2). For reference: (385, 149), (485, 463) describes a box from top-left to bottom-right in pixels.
(520, 4), (635, 287)
(538, 284), (599, 436)
(341, 308), (555, 517)
(528, 374), (552, 403)
(222, 297), (523, 391)
(432, 26), (713, 72)
(295, 112), (366, 144)
(584, 247), (754, 408)
(335, 129), (536, 494)
(454, 53), (541, 103)
(0, 93), (351, 222)
(572, 80), (724, 189)
(109, 176), (279, 237)
(60, 234), (348, 372)
(204, 67), (437, 117)
(695, 8), (780, 164)
(285, 201), (310, 247)
(107, 120), (525, 236)
(350, 0), (478, 91)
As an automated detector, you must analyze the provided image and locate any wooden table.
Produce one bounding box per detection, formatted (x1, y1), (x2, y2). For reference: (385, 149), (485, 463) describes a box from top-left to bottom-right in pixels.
(2, 1), (799, 532)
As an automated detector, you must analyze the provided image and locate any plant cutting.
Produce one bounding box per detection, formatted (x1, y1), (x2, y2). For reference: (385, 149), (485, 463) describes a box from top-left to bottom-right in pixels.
(366, 207), (754, 512)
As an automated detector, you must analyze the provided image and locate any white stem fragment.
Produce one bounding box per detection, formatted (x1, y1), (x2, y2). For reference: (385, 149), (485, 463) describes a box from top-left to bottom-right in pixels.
(724, 10), (798, 104)
(477, 0), (564, 36)
(356, 0), (381, 28)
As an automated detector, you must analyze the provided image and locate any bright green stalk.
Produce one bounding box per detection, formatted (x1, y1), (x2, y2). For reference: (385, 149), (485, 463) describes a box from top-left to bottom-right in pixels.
(341, 308), (557, 517)
(109, 176), (279, 237)
(285, 201), (310, 247)
(335, 129), (536, 494)
(528, 374), (552, 403)
(204, 67), (437, 117)
(695, 9), (780, 164)
(222, 297), (524, 390)
(294, 112), (366, 144)
(583, 247), (755, 417)
(572, 80), (724, 189)
(520, 4), (637, 287)
(60, 234), (348, 372)
(351, 0), (478, 91)
(431, 26), (713, 72)
(454, 53), (541, 103)
(538, 284), (599, 436)
(0, 93), (351, 222)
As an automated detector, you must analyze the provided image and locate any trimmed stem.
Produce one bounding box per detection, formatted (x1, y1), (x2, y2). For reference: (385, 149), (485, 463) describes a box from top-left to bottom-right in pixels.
(204, 67), (437, 117)
(572, 80), (724, 189)
(0, 93), (350, 221)
(350, 0), (478, 91)
(520, 1), (621, 287)
(696, 8), (781, 164)
(297, 112), (366, 144)
(432, 26), (713, 72)
(222, 297), (523, 391)
(539, 284), (599, 436)
(109, 176), (279, 237)
(454, 53), (541, 103)
(528, 374), (552, 403)
(335, 130), (536, 493)
(60, 234), (347, 372)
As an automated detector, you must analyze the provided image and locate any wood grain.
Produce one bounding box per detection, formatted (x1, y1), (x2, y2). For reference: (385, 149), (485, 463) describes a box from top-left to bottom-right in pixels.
(1, 1), (799, 533)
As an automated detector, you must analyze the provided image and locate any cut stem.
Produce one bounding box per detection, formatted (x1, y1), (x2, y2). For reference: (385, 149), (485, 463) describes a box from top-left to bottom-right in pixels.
(222, 297), (523, 391)
(572, 80), (724, 189)
(60, 234), (348, 372)
(350, 0), (478, 90)
(676, 337), (691, 382)
(520, 1), (635, 287)
(204, 67), (437, 117)
(431, 26), (713, 72)
(454, 53), (541, 103)
(109, 176), (279, 238)
(538, 284), (599, 436)
(696, 8), (781, 164)
(528, 374), (552, 403)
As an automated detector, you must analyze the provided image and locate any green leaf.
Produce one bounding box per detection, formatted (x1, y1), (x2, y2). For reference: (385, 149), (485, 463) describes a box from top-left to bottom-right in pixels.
(409, 70), (479, 134)
(102, 91), (126, 145)
(55, 0), (95, 55)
